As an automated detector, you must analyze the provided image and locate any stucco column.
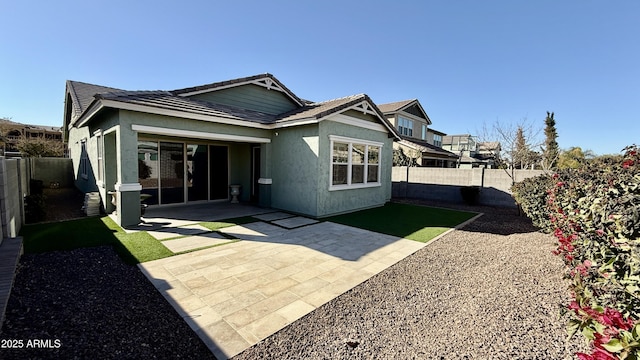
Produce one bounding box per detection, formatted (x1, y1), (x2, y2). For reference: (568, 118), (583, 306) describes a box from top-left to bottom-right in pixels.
(258, 142), (272, 208)
(115, 125), (141, 227)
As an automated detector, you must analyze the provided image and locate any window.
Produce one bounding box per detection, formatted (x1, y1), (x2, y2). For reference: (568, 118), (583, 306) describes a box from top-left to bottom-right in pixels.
(433, 134), (442, 147)
(398, 116), (413, 137)
(421, 124), (427, 140)
(330, 135), (382, 190)
(80, 139), (88, 179)
(96, 132), (103, 183)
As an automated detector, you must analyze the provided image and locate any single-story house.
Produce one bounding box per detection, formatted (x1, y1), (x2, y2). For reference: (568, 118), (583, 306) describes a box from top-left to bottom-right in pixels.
(63, 74), (401, 226)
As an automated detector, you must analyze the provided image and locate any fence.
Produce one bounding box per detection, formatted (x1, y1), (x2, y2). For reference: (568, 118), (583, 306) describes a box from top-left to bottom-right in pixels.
(392, 167), (545, 207)
(0, 157), (74, 245)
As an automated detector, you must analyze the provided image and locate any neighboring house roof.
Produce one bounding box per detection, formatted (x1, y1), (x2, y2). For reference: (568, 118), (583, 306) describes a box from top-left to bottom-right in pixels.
(398, 135), (459, 159)
(477, 141), (501, 151)
(377, 99), (432, 125)
(427, 128), (447, 136)
(65, 74), (401, 139)
(377, 99), (415, 113)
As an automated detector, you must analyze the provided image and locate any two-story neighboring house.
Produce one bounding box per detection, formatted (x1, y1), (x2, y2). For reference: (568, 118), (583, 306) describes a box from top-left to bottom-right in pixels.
(441, 134), (500, 168)
(378, 99), (458, 167)
(0, 118), (63, 156)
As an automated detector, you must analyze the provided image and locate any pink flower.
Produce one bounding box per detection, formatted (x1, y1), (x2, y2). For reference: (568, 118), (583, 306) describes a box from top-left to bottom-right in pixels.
(596, 229), (605, 236)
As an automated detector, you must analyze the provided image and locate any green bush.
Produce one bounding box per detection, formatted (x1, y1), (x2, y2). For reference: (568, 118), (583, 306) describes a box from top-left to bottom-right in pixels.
(511, 173), (555, 229)
(513, 145), (640, 359)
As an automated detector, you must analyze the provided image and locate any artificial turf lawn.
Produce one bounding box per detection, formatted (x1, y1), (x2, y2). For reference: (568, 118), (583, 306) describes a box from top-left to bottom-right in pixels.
(325, 202), (477, 243)
(20, 216), (173, 264)
(20, 215), (260, 264)
(20, 204), (477, 263)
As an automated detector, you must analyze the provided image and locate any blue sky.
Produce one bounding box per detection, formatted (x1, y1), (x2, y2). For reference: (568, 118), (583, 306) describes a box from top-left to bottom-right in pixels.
(1, 0), (638, 155)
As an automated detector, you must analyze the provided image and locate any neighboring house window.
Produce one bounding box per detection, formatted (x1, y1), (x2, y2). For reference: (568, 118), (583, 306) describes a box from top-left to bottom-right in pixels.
(421, 124), (427, 140)
(330, 135), (382, 190)
(433, 134), (442, 147)
(398, 116), (413, 137)
(80, 139), (88, 179)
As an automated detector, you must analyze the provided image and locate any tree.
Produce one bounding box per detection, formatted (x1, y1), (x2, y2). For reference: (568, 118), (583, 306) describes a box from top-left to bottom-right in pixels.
(541, 111), (559, 171)
(478, 117), (542, 183)
(557, 147), (594, 169)
(15, 136), (65, 157)
(393, 147), (420, 167)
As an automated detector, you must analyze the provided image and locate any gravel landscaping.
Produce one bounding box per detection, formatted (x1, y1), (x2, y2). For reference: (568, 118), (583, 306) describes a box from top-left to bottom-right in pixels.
(1, 200), (590, 359)
(233, 201), (590, 359)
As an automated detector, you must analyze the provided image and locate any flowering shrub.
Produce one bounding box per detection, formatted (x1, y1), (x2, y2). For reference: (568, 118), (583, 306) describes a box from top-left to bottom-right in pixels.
(512, 145), (640, 359)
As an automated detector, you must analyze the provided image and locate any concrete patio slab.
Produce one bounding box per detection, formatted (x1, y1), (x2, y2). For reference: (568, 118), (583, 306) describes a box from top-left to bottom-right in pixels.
(139, 221), (426, 359)
(162, 232), (232, 253)
(218, 222), (288, 241)
(272, 216), (319, 229)
(252, 212), (295, 222)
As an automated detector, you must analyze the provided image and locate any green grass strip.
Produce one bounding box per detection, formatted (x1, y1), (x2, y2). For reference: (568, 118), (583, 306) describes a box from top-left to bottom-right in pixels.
(325, 202), (477, 243)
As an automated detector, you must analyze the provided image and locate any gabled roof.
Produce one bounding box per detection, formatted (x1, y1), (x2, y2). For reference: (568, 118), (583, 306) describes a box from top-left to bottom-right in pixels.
(276, 94), (400, 139)
(398, 135), (459, 159)
(171, 73), (305, 107)
(95, 90), (276, 124)
(377, 99), (432, 125)
(66, 80), (122, 118)
(377, 99), (415, 113)
(65, 74), (401, 139)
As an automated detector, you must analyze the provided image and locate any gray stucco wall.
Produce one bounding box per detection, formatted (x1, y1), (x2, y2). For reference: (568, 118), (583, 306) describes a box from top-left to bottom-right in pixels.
(270, 124), (319, 216)
(189, 84), (299, 115)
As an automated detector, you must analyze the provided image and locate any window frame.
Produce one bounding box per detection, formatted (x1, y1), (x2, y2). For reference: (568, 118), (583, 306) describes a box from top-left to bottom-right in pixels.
(398, 116), (414, 137)
(433, 134), (442, 147)
(94, 130), (104, 185)
(329, 135), (383, 191)
(80, 139), (88, 180)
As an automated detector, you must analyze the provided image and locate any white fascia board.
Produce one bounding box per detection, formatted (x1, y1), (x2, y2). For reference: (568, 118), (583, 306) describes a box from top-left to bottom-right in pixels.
(131, 124), (271, 143)
(329, 134), (384, 148)
(327, 114), (388, 133)
(75, 101), (105, 128)
(272, 118), (319, 128)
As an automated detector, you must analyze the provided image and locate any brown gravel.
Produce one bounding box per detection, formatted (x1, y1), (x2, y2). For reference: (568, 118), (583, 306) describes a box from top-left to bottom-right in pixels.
(233, 200), (589, 359)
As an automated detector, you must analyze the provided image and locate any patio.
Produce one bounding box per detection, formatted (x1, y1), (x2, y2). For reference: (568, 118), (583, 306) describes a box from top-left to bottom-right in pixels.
(134, 202), (426, 359)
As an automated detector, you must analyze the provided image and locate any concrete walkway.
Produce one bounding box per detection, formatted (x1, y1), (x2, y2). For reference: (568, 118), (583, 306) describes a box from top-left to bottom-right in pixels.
(139, 217), (425, 359)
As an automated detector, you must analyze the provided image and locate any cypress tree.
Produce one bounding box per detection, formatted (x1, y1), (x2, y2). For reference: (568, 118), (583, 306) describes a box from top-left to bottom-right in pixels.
(543, 111), (559, 169)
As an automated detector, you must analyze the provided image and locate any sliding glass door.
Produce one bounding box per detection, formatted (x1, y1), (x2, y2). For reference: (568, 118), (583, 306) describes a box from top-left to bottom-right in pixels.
(187, 144), (208, 201)
(138, 140), (229, 205)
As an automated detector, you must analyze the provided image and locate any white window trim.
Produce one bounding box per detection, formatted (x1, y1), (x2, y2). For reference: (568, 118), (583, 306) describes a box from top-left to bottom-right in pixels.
(94, 130), (104, 187)
(329, 135), (383, 191)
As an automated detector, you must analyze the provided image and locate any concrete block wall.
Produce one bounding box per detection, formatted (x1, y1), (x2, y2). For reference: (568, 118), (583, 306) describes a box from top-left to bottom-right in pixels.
(29, 158), (74, 188)
(392, 167), (545, 207)
(0, 158), (25, 239)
